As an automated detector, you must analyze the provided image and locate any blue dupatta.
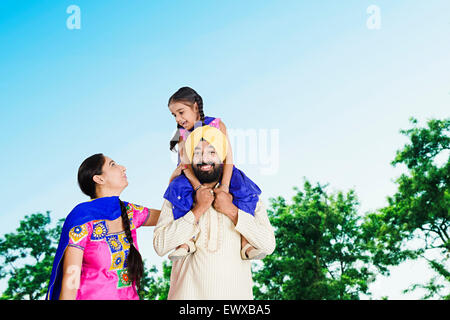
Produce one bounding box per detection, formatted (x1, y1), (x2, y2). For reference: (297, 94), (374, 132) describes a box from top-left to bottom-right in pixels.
(46, 196), (125, 300)
(163, 166), (261, 220)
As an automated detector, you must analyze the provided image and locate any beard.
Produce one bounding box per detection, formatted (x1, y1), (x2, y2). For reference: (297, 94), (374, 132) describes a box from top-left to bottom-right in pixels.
(192, 162), (223, 184)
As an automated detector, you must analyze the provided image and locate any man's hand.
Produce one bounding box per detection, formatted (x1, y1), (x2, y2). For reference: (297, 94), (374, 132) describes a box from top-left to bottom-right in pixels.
(213, 189), (238, 225)
(192, 186), (214, 222)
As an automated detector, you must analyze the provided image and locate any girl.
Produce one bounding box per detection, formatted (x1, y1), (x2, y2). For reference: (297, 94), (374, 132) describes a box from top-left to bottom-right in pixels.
(46, 153), (160, 300)
(165, 86), (265, 261)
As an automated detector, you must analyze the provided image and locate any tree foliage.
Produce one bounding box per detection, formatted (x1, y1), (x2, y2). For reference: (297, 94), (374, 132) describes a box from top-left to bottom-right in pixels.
(139, 260), (171, 300)
(362, 117), (449, 299)
(253, 180), (376, 299)
(0, 212), (62, 300)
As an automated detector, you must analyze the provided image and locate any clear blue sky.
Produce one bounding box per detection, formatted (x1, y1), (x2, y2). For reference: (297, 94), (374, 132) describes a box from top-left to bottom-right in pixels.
(1, 0), (449, 299)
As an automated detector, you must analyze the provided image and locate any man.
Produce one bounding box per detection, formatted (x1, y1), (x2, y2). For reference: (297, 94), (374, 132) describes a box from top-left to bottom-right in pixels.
(153, 127), (276, 300)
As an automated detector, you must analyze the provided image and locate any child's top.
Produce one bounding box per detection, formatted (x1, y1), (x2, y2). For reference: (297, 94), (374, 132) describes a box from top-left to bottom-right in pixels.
(179, 116), (221, 141)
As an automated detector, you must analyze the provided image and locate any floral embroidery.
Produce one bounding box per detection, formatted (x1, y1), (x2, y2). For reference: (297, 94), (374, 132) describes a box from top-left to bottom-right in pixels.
(110, 251), (125, 271)
(129, 217), (135, 230)
(123, 249), (129, 268)
(82, 218), (136, 289)
(107, 233), (130, 272)
(126, 203), (145, 230)
(91, 221), (108, 240)
(127, 203), (144, 213)
(117, 269), (132, 288)
(118, 233), (130, 250)
(69, 224), (88, 244)
(126, 204), (132, 214)
(106, 234), (122, 253)
(129, 215), (135, 230)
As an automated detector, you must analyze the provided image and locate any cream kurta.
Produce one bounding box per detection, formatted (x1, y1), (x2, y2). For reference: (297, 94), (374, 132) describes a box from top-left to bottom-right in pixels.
(153, 197), (276, 300)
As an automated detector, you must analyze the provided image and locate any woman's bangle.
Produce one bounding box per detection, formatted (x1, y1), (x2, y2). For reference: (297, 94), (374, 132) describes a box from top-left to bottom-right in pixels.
(195, 184), (203, 191)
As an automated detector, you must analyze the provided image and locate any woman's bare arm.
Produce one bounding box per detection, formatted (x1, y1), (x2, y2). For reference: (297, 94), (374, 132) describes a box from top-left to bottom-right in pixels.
(59, 246), (83, 300)
(144, 208), (161, 226)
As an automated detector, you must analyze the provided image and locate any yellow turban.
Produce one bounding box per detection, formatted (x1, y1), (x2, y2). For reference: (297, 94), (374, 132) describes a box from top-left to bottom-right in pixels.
(184, 125), (229, 163)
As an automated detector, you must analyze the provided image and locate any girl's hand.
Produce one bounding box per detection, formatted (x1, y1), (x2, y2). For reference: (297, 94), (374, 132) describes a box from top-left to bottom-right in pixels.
(169, 164), (184, 183)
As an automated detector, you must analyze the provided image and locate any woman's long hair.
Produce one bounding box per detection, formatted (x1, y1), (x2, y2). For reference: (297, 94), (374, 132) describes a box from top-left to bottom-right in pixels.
(119, 200), (144, 292)
(77, 153), (144, 292)
(168, 86), (205, 151)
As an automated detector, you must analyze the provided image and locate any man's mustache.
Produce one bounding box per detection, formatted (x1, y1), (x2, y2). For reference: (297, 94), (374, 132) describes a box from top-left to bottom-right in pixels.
(195, 162), (216, 167)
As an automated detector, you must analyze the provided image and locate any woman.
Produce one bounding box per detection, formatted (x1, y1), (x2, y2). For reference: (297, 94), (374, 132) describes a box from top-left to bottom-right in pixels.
(46, 153), (160, 300)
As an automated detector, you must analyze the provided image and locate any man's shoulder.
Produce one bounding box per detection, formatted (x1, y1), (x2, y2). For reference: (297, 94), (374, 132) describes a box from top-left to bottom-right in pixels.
(162, 198), (174, 209)
(252, 198), (267, 214)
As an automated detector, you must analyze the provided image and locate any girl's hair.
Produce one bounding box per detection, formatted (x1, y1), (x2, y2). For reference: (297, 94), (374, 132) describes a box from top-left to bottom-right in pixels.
(77, 153), (144, 293)
(168, 86), (205, 151)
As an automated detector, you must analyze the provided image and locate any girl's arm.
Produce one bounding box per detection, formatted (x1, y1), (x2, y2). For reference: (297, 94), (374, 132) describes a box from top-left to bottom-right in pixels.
(179, 139), (203, 190)
(59, 246), (83, 300)
(169, 164), (184, 184)
(218, 120), (233, 192)
(168, 135), (185, 184)
(183, 165), (202, 190)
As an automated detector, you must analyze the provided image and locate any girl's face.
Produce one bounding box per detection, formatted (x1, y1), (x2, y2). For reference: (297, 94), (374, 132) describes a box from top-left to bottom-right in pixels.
(94, 156), (128, 195)
(168, 101), (200, 130)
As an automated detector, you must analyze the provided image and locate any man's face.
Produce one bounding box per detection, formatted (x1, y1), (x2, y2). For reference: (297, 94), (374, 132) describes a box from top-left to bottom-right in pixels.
(192, 140), (223, 184)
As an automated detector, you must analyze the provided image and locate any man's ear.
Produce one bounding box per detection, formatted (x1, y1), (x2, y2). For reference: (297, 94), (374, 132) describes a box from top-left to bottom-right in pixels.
(92, 175), (104, 185)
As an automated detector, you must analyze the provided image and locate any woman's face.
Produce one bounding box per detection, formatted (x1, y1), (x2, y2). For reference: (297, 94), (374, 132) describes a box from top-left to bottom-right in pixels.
(168, 101), (200, 130)
(94, 156), (128, 194)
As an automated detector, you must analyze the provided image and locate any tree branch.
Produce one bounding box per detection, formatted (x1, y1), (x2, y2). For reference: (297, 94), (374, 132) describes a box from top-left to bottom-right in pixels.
(420, 224), (448, 248)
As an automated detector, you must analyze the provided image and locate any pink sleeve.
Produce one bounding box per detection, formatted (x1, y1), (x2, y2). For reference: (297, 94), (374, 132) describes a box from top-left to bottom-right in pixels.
(68, 222), (93, 251)
(126, 203), (150, 229)
(209, 117), (221, 129)
(179, 128), (188, 141)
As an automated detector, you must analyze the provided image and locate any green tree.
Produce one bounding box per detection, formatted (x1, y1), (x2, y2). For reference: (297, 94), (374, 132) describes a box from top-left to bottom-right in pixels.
(0, 212), (62, 300)
(362, 117), (449, 299)
(0, 211), (172, 300)
(253, 180), (376, 299)
(139, 260), (171, 300)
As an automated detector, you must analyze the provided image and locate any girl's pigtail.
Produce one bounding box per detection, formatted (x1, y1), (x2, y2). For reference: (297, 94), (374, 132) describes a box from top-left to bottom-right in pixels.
(195, 94), (205, 127)
(170, 124), (182, 152)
